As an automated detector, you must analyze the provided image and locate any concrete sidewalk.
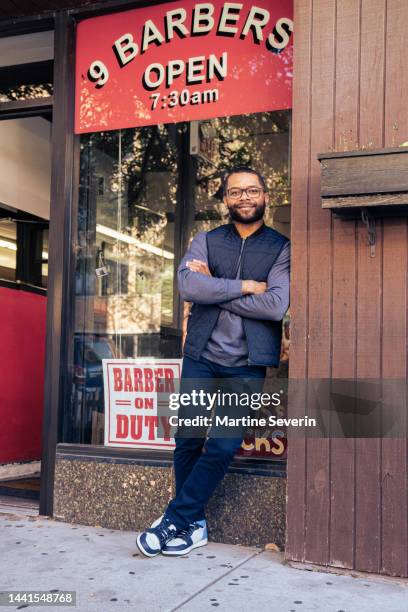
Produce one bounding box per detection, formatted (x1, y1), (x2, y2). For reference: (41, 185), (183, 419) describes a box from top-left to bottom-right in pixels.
(1, 506), (407, 612)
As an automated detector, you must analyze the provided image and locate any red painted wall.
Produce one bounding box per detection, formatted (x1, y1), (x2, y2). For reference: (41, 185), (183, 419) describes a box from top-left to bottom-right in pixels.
(0, 287), (46, 463)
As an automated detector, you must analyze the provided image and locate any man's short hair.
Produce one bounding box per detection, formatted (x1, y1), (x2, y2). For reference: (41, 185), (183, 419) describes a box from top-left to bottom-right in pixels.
(222, 166), (267, 197)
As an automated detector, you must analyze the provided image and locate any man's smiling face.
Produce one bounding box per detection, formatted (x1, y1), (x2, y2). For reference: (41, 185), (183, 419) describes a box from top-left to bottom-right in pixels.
(224, 171), (269, 224)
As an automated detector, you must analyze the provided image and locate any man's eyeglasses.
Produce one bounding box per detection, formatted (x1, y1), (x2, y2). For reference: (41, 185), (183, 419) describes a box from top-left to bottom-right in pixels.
(226, 187), (264, 200)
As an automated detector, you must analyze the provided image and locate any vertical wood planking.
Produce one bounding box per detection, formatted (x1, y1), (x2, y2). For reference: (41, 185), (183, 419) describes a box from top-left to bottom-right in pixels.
(304, 0), (335, 565)
(285, 0), (313, 562)
(381, 0), (408, 578)
(288, 0), (408, 576)
(288, 5), (311, 380)
(380, 222), (408, 576)
(329, 0), (360, 569)
(354, 0), (386, 574)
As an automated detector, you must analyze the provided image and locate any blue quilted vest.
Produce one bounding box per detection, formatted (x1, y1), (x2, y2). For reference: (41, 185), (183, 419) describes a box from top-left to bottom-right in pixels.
(183, 223), (289, 367)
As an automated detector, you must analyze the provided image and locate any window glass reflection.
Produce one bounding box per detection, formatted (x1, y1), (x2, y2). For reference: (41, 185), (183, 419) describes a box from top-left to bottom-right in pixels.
(193, 111), (291, 237)
(68, 125), (180, 443)
(0, 218), (16, 281)
(67, 111), (291, 447)
(0, 214), (48, 288)
(0, 83), (53, 102)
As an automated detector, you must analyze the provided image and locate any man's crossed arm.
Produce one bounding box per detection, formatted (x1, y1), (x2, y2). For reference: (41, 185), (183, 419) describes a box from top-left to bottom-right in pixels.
(177, 232), (290, 321)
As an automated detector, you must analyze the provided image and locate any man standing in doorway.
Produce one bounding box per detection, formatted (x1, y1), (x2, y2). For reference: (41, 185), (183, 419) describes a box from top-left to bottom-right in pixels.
(137, 166), (290, 557)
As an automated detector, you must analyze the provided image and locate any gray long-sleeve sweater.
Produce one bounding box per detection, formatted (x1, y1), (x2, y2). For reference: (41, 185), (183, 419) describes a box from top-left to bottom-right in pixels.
(178, 231), (290, 367)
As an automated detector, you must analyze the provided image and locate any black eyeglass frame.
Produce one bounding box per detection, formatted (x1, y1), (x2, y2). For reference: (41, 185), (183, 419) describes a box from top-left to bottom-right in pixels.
(226, 186), (266, 199)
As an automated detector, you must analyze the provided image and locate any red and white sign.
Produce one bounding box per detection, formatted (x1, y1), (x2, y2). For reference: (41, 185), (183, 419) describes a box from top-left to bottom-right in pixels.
(103, 359), (182, 450)
(75, 0), (293, 133)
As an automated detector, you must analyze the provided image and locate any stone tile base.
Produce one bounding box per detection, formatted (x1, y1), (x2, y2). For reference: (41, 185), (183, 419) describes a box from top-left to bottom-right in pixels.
(54, 458), (286, 549)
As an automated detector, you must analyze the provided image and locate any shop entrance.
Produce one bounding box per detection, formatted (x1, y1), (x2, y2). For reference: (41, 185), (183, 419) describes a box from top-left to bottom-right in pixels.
(0, 30), (53, 510)
(0, 116), (51, 506)
(68, 110), (291, 446)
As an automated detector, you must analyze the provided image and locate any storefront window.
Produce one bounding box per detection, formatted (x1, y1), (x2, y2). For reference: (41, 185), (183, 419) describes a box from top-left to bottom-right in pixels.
(42, 228), (48, 287)
(0, 218), (17, 282)
(68, 125), (181, 443)
(193, 111), (291, 236)
(0, 83), (53, 103)
(67, 110), (291, 447)
(0, 214), (48, 288)
(0, 32), (54, 103)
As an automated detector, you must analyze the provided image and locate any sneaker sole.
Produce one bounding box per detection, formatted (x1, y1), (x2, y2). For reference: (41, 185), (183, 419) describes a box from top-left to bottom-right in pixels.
(162, 538), (208, 556)
(136, 533), (161, 557)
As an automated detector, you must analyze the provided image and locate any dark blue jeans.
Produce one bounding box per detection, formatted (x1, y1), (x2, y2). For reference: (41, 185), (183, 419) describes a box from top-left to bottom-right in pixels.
(165, 355), (266, 529)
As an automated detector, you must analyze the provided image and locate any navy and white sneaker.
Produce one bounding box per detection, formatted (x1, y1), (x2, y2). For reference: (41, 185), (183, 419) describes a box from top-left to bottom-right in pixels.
(136, 514), (178, 557)
(162, 520), (208, 556)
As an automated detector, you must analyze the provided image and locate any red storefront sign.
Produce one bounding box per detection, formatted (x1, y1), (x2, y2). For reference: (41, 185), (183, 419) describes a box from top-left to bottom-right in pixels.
(75, 0), (293, 133)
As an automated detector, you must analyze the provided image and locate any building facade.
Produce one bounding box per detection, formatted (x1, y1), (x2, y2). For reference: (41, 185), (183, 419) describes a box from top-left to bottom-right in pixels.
(0, 0), (406, 577)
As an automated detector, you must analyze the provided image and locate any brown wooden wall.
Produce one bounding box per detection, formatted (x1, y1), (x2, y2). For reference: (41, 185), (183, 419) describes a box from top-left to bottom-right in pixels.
(287, 0), (408, 577)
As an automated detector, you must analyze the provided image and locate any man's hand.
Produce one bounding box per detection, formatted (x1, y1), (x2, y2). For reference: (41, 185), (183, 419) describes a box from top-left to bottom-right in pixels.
(186, 259), (212, 276)
(242, 280), (267, 295)
(186, 262), (266, 295)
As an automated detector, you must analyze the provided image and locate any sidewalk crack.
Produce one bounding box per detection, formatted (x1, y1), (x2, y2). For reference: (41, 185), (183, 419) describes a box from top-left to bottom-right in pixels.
(169, 549), (261, 612)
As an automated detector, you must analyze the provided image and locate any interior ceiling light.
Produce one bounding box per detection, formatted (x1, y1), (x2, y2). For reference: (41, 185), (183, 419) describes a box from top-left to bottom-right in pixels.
(0, 239), (17, 251)
(96, 224), (174, 260)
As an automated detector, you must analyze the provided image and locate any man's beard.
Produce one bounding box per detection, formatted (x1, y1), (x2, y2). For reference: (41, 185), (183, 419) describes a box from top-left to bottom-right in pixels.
(228, 202), (266, 224)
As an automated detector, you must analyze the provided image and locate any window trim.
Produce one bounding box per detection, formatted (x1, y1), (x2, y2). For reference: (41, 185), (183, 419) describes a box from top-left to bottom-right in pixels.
(0, 97), (53, 120)
(56, 443), (287, 478)
(0, 279), (47, 296)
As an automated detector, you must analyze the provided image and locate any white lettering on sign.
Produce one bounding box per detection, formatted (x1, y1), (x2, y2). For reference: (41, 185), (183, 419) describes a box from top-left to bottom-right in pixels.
(87, 60), (109, 87)
(218, 2), (243, 35)
(267, 16), (294, 51)
(192, 3), (215, 34)
(187, 56), (206, 84)
(143, 62), (166, 89)
(112, 33), (138, 67)
(142, 52), (228, 91)
(141, 19), (165, 53)
(208, 51), (228, 81)
(149, 87), (219, 110)
(165, 8), (189, 40)
(241, 6), (270, 42)
(167, 59), (185, 85)
(86, 3), (293, 88)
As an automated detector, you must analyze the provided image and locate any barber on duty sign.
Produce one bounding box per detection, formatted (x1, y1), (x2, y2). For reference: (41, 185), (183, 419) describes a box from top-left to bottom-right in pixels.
(75, 0), (293, 133)
(103, 359), (182, 450)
